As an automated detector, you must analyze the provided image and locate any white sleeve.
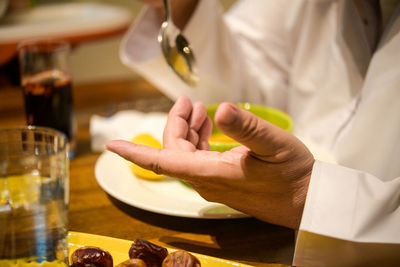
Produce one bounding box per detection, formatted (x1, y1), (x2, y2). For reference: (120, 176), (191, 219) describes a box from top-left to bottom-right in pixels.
(120, 0), (291, 109)
(293, 160), (400, 266)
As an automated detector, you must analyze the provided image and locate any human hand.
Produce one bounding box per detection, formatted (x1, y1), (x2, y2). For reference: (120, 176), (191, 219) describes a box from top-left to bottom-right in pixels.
(106, 95), (315, 229)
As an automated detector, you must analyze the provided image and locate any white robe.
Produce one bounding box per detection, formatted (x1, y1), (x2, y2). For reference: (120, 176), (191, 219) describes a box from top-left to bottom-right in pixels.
(120, 0), (400, 265)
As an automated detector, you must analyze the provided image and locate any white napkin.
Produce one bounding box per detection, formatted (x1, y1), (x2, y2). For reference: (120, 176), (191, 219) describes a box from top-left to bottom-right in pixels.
(90, 110), (168, 152)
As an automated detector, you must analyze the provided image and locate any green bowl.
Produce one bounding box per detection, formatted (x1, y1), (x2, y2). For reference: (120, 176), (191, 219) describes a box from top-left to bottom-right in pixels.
(206, 103), (293, 152)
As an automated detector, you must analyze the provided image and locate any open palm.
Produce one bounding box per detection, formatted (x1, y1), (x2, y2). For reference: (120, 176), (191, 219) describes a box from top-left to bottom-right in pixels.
(107, 95), (314, 229)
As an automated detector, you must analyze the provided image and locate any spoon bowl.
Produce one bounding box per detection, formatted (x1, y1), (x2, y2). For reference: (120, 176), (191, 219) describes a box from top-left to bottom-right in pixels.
(158, 0), (198, 86)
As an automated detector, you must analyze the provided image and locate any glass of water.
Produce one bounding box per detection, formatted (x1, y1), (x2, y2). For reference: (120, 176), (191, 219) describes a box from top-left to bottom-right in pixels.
(0, 126), (69, 266)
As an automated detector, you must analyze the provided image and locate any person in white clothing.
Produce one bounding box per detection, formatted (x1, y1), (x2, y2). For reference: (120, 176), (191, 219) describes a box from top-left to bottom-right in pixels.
(107, 0), (400, 265)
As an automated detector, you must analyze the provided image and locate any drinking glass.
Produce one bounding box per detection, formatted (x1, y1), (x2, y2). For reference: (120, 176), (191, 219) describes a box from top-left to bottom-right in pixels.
(18, 39), (76, 158)
(0, 126), (69, 266)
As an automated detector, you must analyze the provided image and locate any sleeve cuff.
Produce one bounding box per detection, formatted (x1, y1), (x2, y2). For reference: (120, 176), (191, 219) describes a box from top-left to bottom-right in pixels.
(298, 160), (359, 239)
(120, 6), (162, 65)
(294, 160), (400, 265)
(298, 160), (400, 241)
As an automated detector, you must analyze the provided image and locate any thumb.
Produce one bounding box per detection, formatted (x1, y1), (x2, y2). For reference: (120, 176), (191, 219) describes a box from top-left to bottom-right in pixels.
(214, 103), (296, 159)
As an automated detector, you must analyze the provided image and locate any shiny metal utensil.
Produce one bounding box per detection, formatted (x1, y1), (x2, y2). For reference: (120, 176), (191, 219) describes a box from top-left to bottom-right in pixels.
(158, 0), (198, 86)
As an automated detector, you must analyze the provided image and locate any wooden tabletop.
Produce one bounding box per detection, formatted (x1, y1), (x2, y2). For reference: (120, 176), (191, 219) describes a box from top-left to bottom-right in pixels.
(0, 78), (294, 266)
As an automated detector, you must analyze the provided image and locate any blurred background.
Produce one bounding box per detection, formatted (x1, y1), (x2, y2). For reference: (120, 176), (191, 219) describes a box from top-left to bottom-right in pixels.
(0, 0), (236, 87)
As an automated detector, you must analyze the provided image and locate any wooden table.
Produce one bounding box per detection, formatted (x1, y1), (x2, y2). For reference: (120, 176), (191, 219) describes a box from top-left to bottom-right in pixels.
(0, 79), (294, 266)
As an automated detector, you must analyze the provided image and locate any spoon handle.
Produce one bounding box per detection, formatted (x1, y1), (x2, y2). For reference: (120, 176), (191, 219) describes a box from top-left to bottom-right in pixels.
(163, 0), (171, 21)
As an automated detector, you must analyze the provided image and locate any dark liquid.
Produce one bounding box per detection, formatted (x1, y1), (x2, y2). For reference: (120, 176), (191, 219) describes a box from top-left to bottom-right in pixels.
(23, 71), (75, 141)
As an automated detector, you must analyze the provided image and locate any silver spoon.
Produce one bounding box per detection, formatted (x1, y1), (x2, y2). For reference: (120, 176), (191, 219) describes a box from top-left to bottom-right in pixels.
(158, 0), (199, 87)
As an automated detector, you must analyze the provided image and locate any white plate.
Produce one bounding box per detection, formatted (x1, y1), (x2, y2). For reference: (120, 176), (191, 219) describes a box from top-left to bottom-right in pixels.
(95, 151), (248, 219)
(0, 2), (132, 43)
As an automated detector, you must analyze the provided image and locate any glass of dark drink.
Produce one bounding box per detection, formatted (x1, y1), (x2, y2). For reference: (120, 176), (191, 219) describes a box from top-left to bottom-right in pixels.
(18, 39), (76, 158)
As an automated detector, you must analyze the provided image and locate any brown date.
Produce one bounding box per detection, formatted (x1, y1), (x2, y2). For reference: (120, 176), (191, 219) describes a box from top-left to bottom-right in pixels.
(70, 246), (113, 267)
(129, 239), (168, 267)
(116, 258), (148, 267)
(162, 251), (201, 267)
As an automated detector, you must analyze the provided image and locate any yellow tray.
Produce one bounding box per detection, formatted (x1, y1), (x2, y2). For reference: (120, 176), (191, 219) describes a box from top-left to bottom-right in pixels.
(68, 232), (252, 267)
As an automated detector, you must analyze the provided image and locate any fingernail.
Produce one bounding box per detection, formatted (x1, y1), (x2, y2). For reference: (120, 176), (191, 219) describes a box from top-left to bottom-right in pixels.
(216, 103), (238, 126)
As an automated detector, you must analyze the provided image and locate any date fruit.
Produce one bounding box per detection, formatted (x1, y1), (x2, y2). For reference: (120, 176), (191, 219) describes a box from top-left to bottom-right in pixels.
(129, 239), (168, 267)
(162, 251), (201, 267)
(70, 246), (113, 267)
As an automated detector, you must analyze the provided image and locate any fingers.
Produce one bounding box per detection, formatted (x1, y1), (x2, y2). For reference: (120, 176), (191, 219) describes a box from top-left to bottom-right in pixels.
(163, 95), (194, 151)
(106, 140), (243, 181)
(188, 102), (207, 131)
(186, 101), (206, 145)
(214, 103), (297, 159)
(187, 102), (211, 149)
(164, 95), (211, 151)
(197, 116), (212, 150)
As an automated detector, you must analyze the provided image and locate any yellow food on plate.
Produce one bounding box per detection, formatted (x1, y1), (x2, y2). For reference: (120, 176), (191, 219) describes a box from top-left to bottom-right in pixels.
(208, 134), (235, 143)
(130, 134), (164, 180)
